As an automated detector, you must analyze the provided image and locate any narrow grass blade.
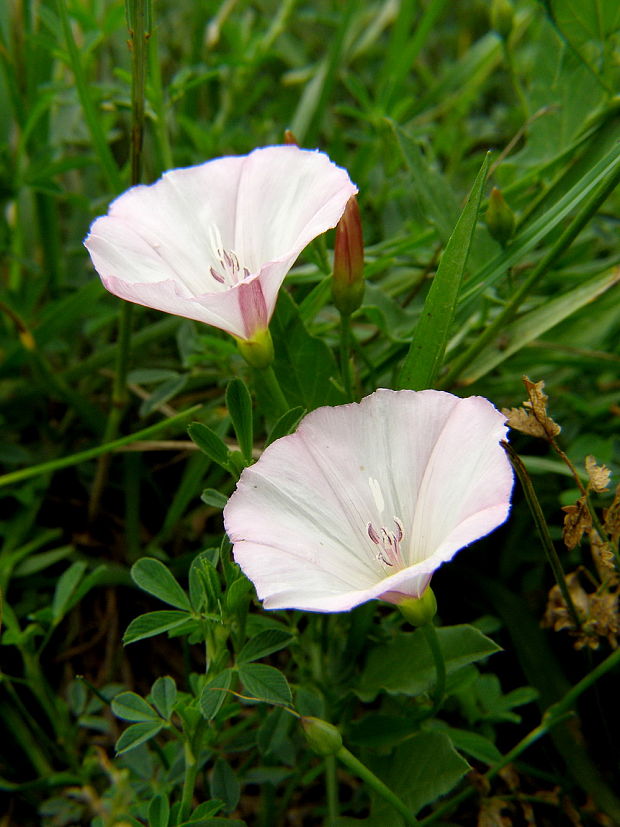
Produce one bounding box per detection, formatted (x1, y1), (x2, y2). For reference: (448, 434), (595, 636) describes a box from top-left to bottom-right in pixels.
(0, 405), (202, 489)
(461, 266), (620, 383)
(398, 153), (489, 391)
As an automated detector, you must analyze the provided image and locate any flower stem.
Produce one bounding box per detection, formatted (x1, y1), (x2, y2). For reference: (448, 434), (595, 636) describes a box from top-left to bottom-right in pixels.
(257, 364), (289, 417)
(89, 0), (149, 517)
(325, 753), (339, 825)
(179, 740), (199, 821)
(502, 441), (582, 629)
(420, 622), (446, 718)
(339, 312), (353, 400)
(337, 746), (419, 826)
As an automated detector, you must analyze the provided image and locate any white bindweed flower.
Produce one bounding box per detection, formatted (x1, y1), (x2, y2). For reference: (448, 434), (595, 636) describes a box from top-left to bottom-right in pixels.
(84, 146), (357, 351)
(224, 389), (514, 612)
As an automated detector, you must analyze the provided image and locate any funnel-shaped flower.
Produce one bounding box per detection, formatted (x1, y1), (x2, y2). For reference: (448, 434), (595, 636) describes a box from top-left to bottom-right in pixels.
(224, 389), (513, 612)
(84, 146), (357, 344)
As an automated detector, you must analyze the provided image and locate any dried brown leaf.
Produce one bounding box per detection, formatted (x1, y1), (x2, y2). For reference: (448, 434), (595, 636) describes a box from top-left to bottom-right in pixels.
(562, 496), (592, 550)
(603, 484), (620, 544)
(523, 376), (562, 438)
(503, 377), (561, 440)
(585, 455), (611, 493)
(501, 406), (546, 438)
(478, 797), (513, 827)
(590, 531), (616, 578)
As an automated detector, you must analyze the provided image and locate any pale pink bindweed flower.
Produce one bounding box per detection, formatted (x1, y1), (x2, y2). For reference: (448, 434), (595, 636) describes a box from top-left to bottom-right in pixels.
(224, 389), (514, 612)
(84, 146), (357, 357)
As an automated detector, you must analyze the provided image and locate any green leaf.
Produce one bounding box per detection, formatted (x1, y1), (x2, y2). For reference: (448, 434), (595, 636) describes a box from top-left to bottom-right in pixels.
(123, 610), (192, 644)
(438, 725), (502, 765)
(225, 378), (254, 464)
(188, 422), (232, 470)
(237, 629), (294, 665)
(115, 721), (163, 755)
(52, 561), (87, 625)
(148, 793), (170, 827)
(257, 706), (293, 758)
(189, 553), (221, 613)
(460, 266), (620, 382)
(371, 732), (470, 817)
(127, 368), (180, 384)
(348, 714), (419, 749)
(139, 375), (188, 417)
(199, 669), (234, 720)
(201, 488), (229, 509)
(210, 757), (240, 813)
(111, 691), (160, 723)
(392, 125), (460, 243)
(270, 291), (343, 409)
(358, 624), (501, 701)
(150, 676), (177, 721)
(264, 406), (306, 448)
(130, 558), (191, 610)
(397, 153), (490, 390)
(178, 820), (246, 827)
(225, 576), (253, 614)
(238, 663), (292, 706)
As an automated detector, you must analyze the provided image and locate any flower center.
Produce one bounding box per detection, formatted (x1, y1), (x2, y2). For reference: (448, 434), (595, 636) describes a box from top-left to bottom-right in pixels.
(367, 517), (405, 568)
(366, 477), (405, 570)
(208, 225), (250, 287)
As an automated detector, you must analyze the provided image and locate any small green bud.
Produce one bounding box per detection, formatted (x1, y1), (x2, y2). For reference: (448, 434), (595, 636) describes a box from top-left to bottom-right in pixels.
(397, 587), (438, 627)
(332, 196), (365, 316)
(491, 0), (514, 40)
(485, 187), (515, 247)
(300, 716), (343, 756)
(236, 327), (274, 369)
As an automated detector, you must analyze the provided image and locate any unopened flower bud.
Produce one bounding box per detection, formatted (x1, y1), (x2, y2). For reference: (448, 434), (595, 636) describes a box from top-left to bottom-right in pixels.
(332, 196), (364, 316)
(397, 587), (438, 626)
(300, 716), (343, 756)
(491, 0), (514, 40)
(485, 187), (515, 247)
(236, 327), (274, 369)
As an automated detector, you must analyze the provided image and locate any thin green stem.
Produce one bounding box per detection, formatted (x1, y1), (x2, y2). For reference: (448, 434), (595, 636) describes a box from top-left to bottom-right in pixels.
(420, 622), (446, 718)
(502, 442), (581, 629)
(257, 364), (289, 417)
(337, 746), (419, 826)
(56, 0), (122, 193)
(441, 150), (620, 388)
(90, 0), (149, 517)
(420, 645), (620, 825)
(128, 0), (148, 184)
(179, 740), (200, 821)
(148, 22), (173, 170)
(501, 40), (529, 120)
(339, 312), (353, 400)
(325, 753), (339, 825)
(0, 404), (202, 489)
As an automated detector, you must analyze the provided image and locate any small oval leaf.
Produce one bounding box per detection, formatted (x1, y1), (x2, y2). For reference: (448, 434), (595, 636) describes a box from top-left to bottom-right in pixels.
(131, 558), (191, 610)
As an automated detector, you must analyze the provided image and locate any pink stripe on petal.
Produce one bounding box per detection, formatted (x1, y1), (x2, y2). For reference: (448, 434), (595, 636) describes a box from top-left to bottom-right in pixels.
(237, 278), (269, 340)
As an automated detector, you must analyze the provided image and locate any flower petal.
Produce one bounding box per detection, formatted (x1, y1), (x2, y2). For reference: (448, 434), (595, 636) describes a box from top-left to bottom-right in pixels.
(84, 146), (357, 339)
(224, 389), (513, 612)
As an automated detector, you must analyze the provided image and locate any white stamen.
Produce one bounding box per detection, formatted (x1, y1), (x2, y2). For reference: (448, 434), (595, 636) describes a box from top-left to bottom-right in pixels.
(207, 224), (249, 287)
(367, 516), (405, 569)
(368, 477), (385, 514)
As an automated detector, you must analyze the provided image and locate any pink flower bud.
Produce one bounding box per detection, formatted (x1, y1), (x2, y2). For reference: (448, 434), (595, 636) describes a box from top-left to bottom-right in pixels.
(332, 195), (364, 316)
